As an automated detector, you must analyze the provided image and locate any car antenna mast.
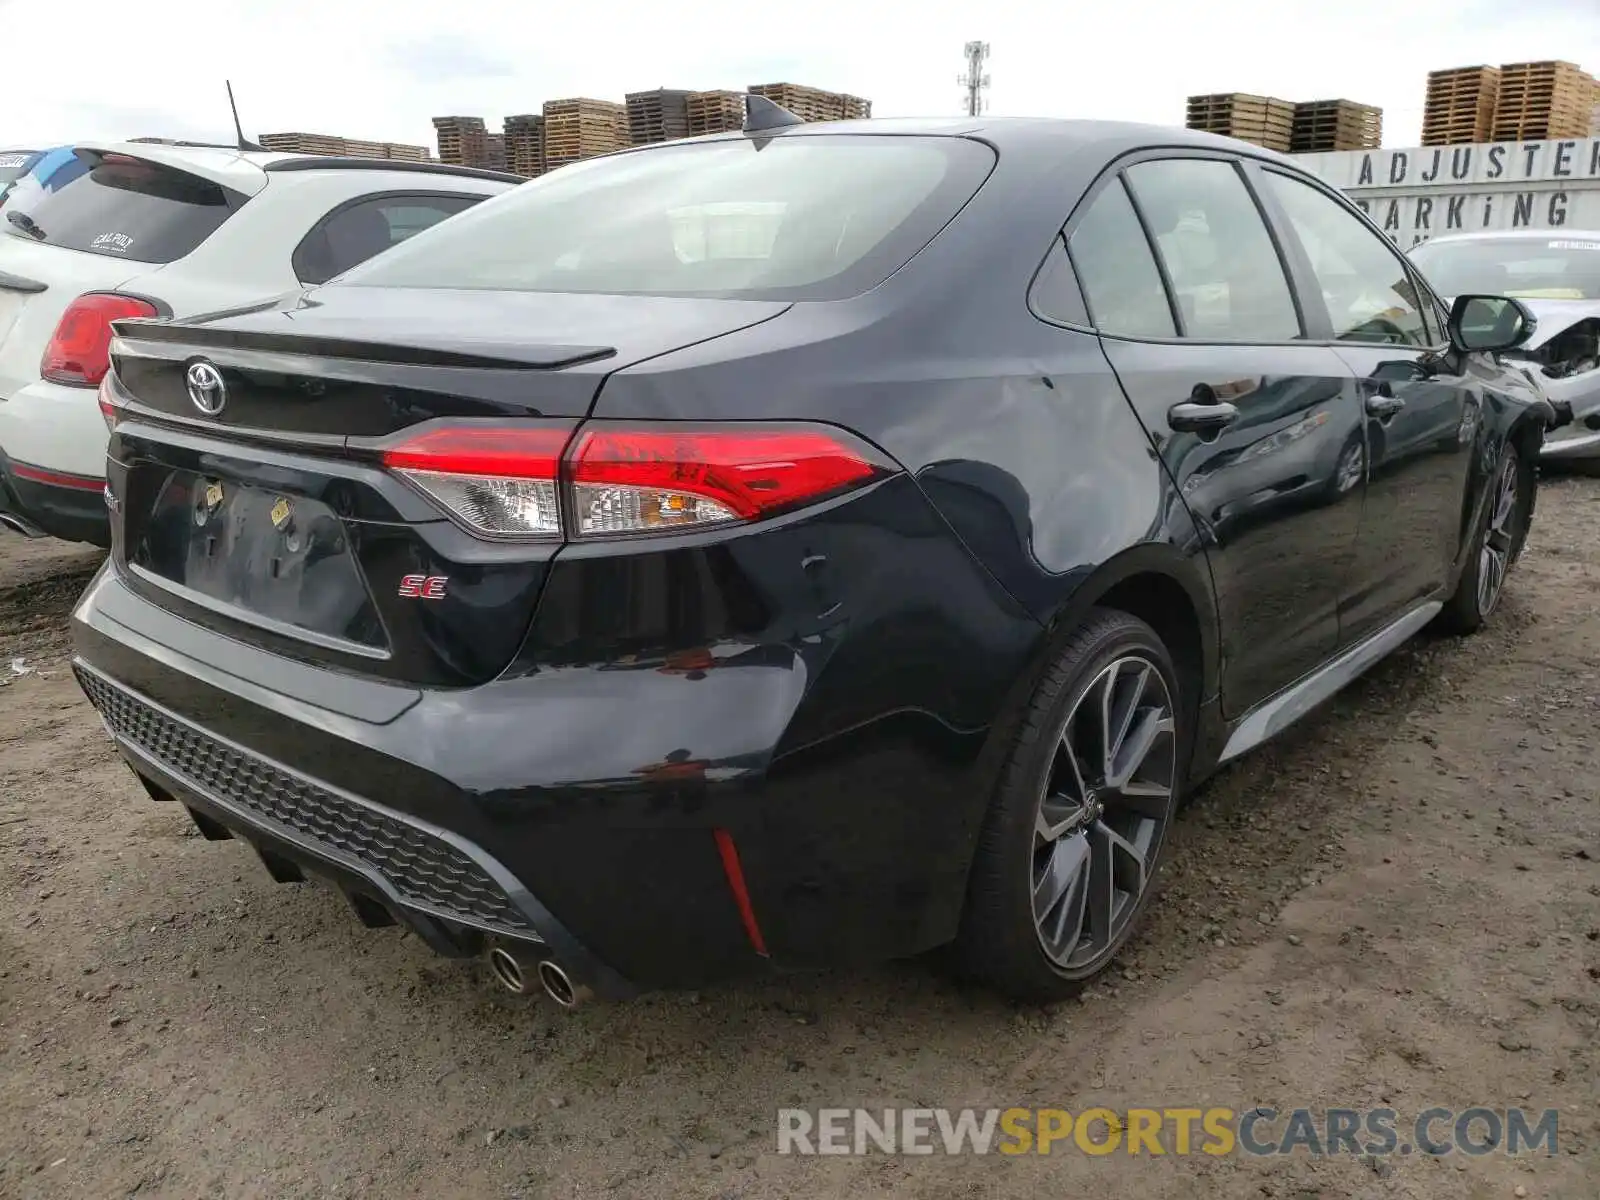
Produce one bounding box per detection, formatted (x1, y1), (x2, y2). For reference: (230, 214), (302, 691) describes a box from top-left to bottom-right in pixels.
(226, 81), (268, 153)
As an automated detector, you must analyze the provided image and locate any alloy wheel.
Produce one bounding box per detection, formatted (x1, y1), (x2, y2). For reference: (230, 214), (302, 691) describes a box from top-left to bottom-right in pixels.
(1476, 453), (1521, 617)
(1031, 655), (1176, 973)
(1335, 440), (1364, 494)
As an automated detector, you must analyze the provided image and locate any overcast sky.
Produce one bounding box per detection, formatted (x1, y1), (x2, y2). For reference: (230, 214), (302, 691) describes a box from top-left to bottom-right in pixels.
(7, 0), (1598, 152)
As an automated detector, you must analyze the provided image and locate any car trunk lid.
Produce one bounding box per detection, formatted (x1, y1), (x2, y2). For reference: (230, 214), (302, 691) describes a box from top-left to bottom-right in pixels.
(105, 285), (790, 686)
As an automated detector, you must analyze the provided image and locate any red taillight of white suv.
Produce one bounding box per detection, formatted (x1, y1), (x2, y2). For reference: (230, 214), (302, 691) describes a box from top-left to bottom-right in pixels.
(40, 294), (158, 386)
(377, 420), (892, 540)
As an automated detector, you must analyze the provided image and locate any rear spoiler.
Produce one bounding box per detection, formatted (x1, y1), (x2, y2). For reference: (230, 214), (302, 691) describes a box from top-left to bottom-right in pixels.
(110, 312), (615, 371)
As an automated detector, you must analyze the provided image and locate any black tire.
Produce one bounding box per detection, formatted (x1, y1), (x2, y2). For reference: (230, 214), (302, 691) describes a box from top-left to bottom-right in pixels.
(1437, 442), (1532, 635)
(954, 609), (1184, 1004)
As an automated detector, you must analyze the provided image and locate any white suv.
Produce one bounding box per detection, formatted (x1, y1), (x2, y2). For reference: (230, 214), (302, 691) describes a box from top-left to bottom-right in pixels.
(0, 141), (517, 544)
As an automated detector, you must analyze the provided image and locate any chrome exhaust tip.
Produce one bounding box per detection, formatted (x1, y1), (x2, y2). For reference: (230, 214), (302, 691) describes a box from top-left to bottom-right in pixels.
(487, 945), (534, 995)
(536, 958), (592, 1009)
(0, 511), (46, 539)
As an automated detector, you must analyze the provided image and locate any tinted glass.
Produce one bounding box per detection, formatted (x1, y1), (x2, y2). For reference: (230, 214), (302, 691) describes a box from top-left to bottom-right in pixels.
(1068, 179), (1176, 339)
(1125, 159), (1300, 342)
(0, 151), (36, 187)
(336, 136), (995, 301)
(1409, 235), (1600, 301)
(1031, 235), (1089, 325)
(1263, 170), (1431, 347)
(0, 151), (240, 263)
(296, 193), (483, 284)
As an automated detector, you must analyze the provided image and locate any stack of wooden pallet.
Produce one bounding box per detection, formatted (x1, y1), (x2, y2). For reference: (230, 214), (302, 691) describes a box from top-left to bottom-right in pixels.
(1491, 61), (1597, 142)
(262, 132), (432, 161)
(686, 91), (745, 136)
(626, 89), (692, 145)
(432, 116), (490, 167)
(748, 83), (844, 123)
(1185, 93), (1295, 152)
(1421, 66), (1501, 145)
(542, 98), (627, 170)
(503, 114), (545, 178)
(1289, 100), (1382, 153)
(837, 94), (872, 120)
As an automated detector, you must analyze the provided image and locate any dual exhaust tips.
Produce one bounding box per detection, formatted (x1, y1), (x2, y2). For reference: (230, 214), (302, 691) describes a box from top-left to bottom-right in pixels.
(487, 943), (592, 1009)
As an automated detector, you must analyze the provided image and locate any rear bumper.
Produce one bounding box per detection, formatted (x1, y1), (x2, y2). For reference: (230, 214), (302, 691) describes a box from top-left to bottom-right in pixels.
(0, 451), (110, 544)
(71, 505), (1039, 992)
(75, 657), (635, 996)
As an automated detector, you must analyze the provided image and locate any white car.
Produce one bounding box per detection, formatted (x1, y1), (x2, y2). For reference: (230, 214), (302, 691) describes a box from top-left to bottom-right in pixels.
(0, 141), (517, 543)
(1408, 229), (1600, 463)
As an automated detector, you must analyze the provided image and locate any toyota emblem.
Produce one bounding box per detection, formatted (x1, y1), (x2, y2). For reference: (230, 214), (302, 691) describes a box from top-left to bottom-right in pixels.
(185, 361), (227, 416)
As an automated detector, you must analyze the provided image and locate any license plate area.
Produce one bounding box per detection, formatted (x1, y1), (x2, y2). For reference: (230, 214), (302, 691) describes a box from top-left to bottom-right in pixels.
(128, 469), (388, 652)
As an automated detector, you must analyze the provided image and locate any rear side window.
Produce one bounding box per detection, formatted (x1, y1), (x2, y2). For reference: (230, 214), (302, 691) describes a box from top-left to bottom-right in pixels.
(1068, 179), (1176, 339)
(334, 135), (996, 302)
(1124, 159), (1301, 342)
(0, 151), (242, 264)
(294, 193), (484, 285)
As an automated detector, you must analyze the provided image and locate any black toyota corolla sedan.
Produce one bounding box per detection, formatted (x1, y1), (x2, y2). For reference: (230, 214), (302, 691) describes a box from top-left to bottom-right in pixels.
(72, 107), (1561, 1006)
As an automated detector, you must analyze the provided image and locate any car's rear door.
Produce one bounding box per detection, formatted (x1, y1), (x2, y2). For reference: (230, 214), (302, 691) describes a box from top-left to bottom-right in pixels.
(1253, 166), (1479, 644)
(1061, 152), (1366, 717)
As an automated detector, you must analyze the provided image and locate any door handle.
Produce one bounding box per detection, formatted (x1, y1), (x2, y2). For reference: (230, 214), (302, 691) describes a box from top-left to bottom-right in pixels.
(1168, 401), (1239, 433)
(1363, 387), (1406, 420)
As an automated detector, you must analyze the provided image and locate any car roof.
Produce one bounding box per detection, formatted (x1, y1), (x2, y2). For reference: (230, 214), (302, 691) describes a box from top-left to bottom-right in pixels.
(680, 115), (1304, 165)
(68, 140), (521, 198)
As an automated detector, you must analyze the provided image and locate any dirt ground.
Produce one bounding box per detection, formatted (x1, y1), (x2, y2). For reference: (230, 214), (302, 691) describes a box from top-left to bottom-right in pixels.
(1, 479), (1596, 1200)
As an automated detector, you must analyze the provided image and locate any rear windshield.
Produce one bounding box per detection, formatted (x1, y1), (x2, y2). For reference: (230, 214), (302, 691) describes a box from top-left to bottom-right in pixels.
(0, 152), (36, 187)
(1, 150), (244, 263)
(334, 134), (995, 301)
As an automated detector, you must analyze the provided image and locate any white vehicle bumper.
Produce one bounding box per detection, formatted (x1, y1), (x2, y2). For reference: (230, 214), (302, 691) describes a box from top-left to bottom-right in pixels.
(0, 377), (111, 544)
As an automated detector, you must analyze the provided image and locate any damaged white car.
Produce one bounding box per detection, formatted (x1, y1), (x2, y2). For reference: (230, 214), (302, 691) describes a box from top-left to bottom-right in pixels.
(1410, 230), (1600, 463)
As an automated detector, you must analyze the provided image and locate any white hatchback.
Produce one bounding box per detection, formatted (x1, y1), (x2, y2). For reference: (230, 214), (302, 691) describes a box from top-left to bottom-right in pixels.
(0, 141), (516, 544)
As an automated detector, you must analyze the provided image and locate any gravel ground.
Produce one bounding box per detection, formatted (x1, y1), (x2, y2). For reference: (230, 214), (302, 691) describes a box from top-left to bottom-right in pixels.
(1, 479), (1597, 1200)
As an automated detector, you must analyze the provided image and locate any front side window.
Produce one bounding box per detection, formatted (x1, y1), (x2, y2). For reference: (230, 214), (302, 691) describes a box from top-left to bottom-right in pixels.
(1124, 158), (1301, 343)
(1263, 170), (1432, 348)
(1, 150), (241, 263)
(1067, 179), (1176, 339)
(335, 135), (995, 301)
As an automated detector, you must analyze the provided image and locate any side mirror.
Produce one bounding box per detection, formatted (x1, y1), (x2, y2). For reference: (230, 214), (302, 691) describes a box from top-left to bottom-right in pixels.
(1447, 294), (1537, 354)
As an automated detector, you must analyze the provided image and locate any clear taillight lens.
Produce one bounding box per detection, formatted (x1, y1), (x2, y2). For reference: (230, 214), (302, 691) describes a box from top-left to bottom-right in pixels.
(97, 374), (120, 431)
(380, 424), (570, 538)
(378, 420), (892, 540)
(398, 470), (561, 537)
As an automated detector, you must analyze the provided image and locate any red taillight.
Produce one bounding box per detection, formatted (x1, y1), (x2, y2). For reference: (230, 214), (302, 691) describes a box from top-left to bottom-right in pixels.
(378, 420), (889, 540)
(40, 294), (158, 387)
(567, 425), (883, 536)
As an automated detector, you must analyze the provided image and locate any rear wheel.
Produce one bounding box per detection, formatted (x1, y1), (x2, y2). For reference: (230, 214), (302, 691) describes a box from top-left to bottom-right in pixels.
(1438, 444), (1531, 635)
(955, 610), (1182, 1003)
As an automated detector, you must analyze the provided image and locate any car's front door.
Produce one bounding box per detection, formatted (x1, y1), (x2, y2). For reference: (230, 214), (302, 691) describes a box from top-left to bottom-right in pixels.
(1064, 154), (1366, 717)
(1255, 167), (1480, 644)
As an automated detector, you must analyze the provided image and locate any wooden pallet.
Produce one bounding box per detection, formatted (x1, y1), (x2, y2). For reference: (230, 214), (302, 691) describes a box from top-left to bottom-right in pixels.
(686, 90), (744, 136)
(749, 82), (854, 123)
(541, 97), (627, 165)
(503, 114), (544, 178)
(432, 116), (489, 166)
(1290, 99), (1382, 152)
(626, 89), (692, 145)
(1420, 67), (1500, 146)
